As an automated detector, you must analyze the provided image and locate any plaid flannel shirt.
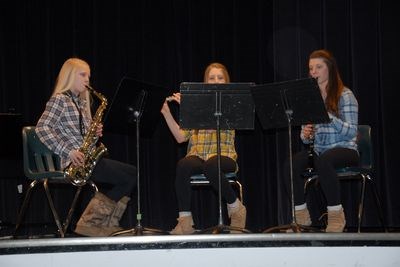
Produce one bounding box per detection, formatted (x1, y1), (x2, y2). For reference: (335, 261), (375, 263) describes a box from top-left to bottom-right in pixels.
(35, 93), (90, 168)
(182, 129), (237, 161)
(301, 87), (359, 154)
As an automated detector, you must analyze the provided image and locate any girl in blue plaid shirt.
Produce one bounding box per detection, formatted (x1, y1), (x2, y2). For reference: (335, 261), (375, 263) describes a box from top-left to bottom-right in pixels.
(286, 49), (359, 232)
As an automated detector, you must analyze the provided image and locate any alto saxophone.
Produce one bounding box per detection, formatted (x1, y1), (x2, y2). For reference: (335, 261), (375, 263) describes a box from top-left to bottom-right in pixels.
(64, 85), (108, 186)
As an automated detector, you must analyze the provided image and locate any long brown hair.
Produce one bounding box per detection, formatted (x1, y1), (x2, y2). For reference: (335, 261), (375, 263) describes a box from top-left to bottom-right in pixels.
(309, 49), (344, 116)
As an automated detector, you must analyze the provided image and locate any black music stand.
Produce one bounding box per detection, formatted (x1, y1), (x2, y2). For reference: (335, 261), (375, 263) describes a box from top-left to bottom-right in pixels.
(250, 78), (330, 233)
(180, 82), (255, 234)
(104, 77), (170, 236)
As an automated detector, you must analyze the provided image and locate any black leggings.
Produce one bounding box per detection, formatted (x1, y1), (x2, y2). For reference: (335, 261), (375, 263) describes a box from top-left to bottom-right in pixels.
(175, 155), (237, 211)
(91, 158), (137, 201)
(284, 147), (359, 206)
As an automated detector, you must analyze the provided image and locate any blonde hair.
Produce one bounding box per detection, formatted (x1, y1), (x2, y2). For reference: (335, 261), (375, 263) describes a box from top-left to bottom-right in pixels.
(53, 58), (92, 117)
(203, 62), (230, 83)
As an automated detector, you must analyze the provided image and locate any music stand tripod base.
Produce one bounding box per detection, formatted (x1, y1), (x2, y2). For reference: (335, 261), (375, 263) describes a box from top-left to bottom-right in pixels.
(263, 223), (322, 233)
(111, 225), (168, 236)
(198, 224), (252, 234)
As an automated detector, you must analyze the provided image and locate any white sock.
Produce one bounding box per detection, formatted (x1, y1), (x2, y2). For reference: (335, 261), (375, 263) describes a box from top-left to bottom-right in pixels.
(179, 211), (192, 218)
(327, 204), (343, 211)
(227, 198), (240, 211)
(294, 203), (307, 211)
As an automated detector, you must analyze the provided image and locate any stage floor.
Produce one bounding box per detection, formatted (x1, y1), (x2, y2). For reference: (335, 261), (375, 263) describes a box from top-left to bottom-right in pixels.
(1, 232), (400, 267)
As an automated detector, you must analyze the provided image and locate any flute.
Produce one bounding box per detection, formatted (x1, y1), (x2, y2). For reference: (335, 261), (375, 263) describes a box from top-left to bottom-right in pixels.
(165, 92), (180, 102)
(165, 96), (175, 102)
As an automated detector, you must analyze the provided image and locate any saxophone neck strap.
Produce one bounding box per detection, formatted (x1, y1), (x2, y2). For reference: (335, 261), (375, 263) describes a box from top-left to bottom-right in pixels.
(64, 90), (85, 137)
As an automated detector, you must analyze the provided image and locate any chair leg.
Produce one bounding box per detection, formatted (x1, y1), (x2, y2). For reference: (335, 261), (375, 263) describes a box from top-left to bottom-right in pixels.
(62, 180), (98, 234)
(88, 180), (99, 192)
(14, 180), (39, 236)
(62, 186), (83, 234)
(234, 181), (244, 203)
(357, 174), (367, 233)
(43, 179), (64, 237)
(366, 174), (388, 232)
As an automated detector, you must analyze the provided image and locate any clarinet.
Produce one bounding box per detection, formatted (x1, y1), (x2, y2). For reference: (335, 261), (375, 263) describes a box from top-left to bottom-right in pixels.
(305, 125), (315, 176)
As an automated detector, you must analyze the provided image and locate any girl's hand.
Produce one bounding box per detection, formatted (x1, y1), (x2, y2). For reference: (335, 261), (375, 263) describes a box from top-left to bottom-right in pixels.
(95, 123), (103, 137)
(302, 124), (314, 140)
(69, 149), (85, 166)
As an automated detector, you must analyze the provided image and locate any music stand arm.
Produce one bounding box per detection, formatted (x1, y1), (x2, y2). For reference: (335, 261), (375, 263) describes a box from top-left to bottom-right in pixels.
(135, 112), (142, 226)
(285, 109), (297, 225)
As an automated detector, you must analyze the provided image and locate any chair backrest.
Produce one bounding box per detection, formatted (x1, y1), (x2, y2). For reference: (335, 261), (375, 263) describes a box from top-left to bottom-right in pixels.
(22, 126), (63, 179)
(357, 125), (373, 169)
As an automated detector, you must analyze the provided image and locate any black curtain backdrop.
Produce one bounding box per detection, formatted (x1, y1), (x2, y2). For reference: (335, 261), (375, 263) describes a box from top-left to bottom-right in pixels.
(1, 0), (399, 233)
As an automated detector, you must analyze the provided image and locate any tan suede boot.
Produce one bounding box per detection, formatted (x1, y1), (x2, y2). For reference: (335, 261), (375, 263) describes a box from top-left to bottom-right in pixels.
(326, 208), (346, 233)
(170, 216), (195, 235)
(103, 196), (131, 236)
(106, 196), (131, 227)
(228, 201), (247, 233)
(286, 208), (312, 233)
(74, 192), (121, 237)
(295, 208), (312, 226)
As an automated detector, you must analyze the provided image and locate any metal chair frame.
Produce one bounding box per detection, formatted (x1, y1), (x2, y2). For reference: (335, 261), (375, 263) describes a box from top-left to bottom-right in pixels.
(304, 124), (386, 232)
(14, 126), (98, 238)
(190, 172), (243, 203)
